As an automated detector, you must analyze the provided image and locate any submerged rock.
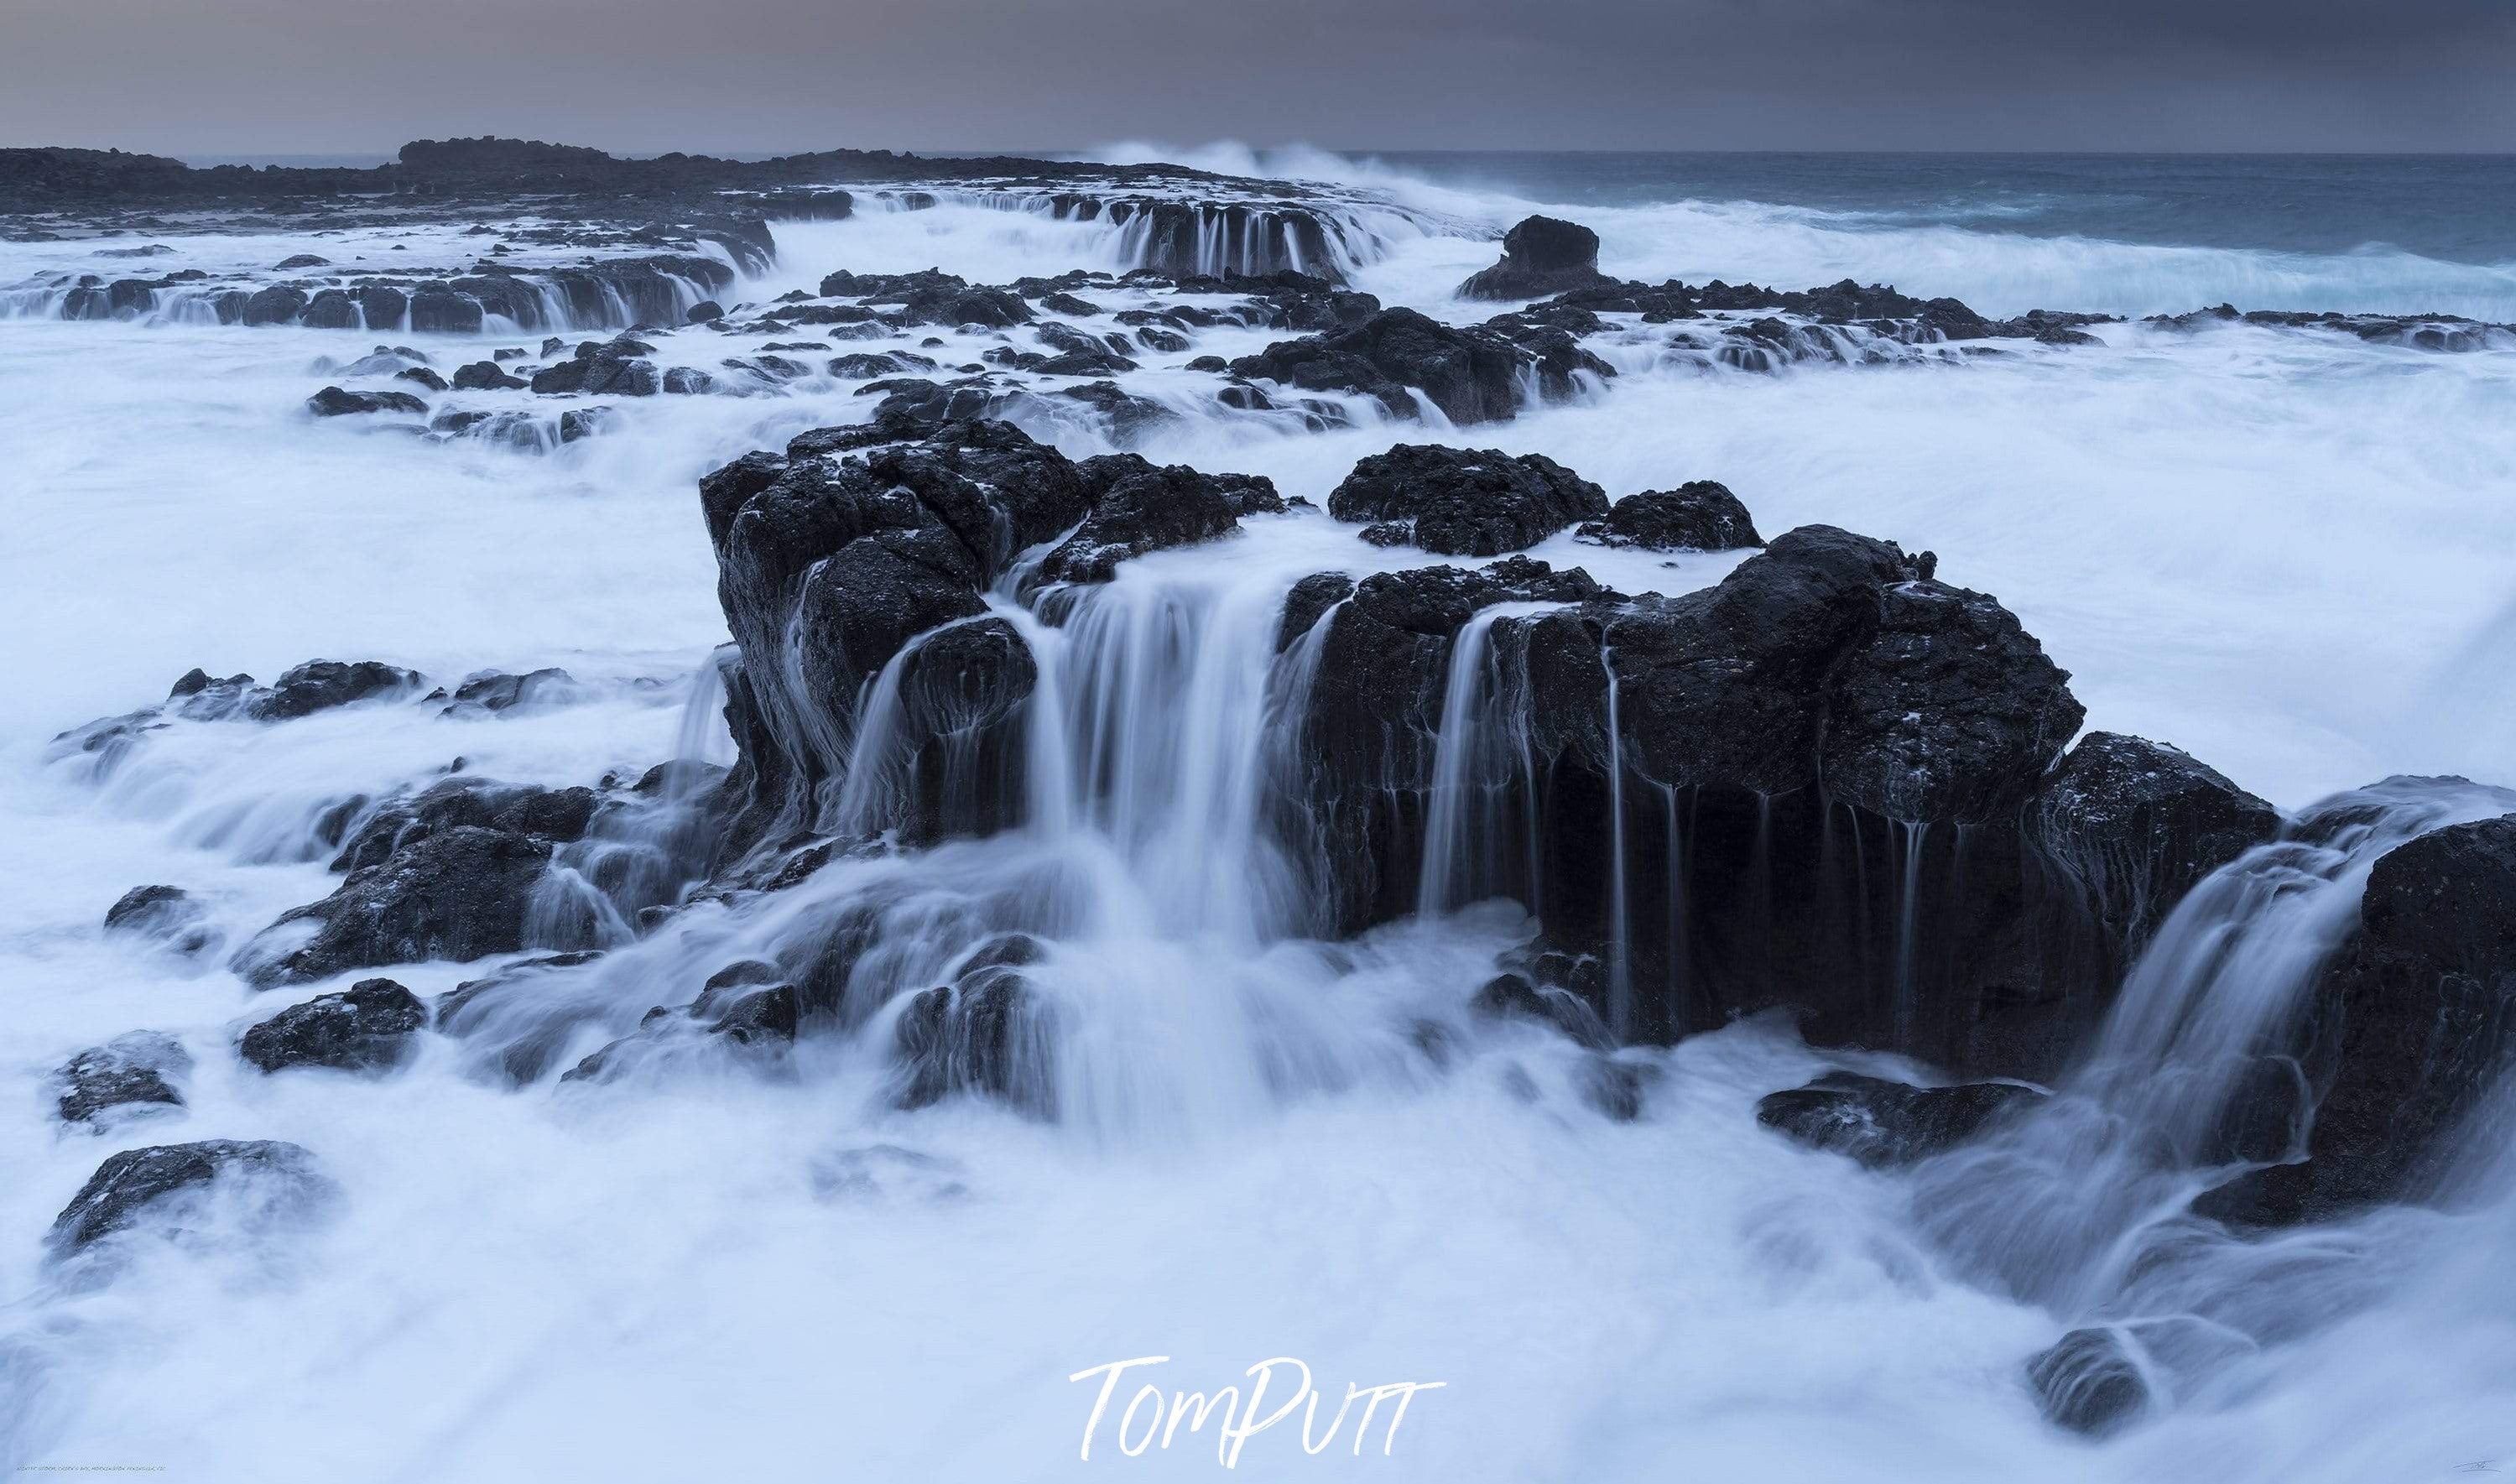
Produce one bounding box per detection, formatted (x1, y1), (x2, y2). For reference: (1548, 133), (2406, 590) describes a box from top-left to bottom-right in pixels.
(1472, 972), (1612, 1049)
(48, 1139), (333, 1257)
(562, 960), (801, 1084)
(435, 666), (576, 715)
(2025, 1327), (2150, 1436)
(239, 978), (428, 1073)
(55, 1032), (191, 1125)
(893, 961), (1053, 1117)
(243, 659), (423, 721)
(238, 825), (554, 987)
(307, 385), (427, 418)
(104, 884), (214, 955)
(1757, 1070), (2045, 1167)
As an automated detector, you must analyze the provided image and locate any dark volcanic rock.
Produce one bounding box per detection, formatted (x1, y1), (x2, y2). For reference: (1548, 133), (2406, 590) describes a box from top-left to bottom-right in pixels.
(2026, 1327), (2150, 1436)
(893, 963), (1053, 1117)
(1757, 1070), (2045, 1167)
(239, 825), (554, 987)
(1289, 517), (2090, 1060)
(530, 336), (660, 396)
(1294, 556), (1613, 929)
(2033, 732), (2282, 951)
(308, 385), (427, 418)
(104, 884), (214, 955)
(562, 963), (800, 1084)
(1326, 444), (1607, 556)
(2201, 812), (2516, 1226)
(243, 659), (424, 721)
(1576, 482), (1763, 552)
(55, 1032), (191, 1125)
(1458, 216), (1613, 301)
(1815, 575), (2088, 824)
(331, 777), (597, 872)
(239, 977), (428, 1073)
(47, 1139), (332, 1258)
(452, 359), (528, 390)
(436, 665), (577, 715)
(242, 285), (308, 325)
(817, 268), (1033, 329)
(1029, 460), (1249, 585)
(701, 419), (1100, 852)
(1228, 307), (1544, 424)
(1604, 527), (2077, 815)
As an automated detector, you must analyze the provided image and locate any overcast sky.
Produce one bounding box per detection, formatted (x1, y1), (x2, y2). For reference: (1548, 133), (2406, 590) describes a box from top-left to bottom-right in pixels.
(6, 0), (2512, 156)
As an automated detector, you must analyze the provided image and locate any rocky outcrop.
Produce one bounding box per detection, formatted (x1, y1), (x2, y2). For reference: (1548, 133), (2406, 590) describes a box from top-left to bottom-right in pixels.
(701, 419), (1278, 856)
(530, 334), (661, 396)
(2200, 814), (2516, 1226)
(684, 431), (2262, 1087)
(453, 359), (528, 390)
(1458, 216), (1612, 301)
(1288, 522), (2092, 1059)
(1289, 557), (1617, 935)
(47, 1140), (334, 1258)
(1326, 445), (1607, 556)
(701, 419), (1086, 852)
(1576, 482), (1763, 552)
(1077, 197), (1345, 282)
(239, 978), (429, 1073)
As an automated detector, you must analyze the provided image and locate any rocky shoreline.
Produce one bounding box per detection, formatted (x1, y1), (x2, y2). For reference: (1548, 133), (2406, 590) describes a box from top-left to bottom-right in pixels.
(14, 141), (2516, 1451)
(49, 410), (2516, 1242)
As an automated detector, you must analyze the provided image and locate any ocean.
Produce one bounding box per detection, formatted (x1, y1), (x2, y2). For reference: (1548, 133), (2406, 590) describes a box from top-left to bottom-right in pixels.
(2, 148), (2513, 1480)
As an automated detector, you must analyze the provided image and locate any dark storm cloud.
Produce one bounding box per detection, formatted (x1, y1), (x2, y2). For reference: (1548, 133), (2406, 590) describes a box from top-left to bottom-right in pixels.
(2, 0), (2509, 154)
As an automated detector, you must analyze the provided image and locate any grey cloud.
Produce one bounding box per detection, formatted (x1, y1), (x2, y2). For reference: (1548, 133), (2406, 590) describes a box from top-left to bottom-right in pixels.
(1, 0), (2509, 154)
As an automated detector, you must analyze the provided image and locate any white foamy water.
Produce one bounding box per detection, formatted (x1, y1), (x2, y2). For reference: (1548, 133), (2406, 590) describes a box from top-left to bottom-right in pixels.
(3, 153), (2514, 1481)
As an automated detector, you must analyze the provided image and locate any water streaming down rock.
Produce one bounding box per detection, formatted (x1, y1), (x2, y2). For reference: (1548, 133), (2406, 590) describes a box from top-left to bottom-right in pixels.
(2, 255), (741, 332)
(1905, 776), (2516, 1420)
(1417, 601), (1571, 919)
(16, 148), (2516, 1476)
(672, 421), (2314, 1150)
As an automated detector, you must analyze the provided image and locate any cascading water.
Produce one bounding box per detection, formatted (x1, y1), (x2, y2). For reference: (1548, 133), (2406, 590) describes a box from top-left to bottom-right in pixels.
(1417, 601), (1567, 919)
(8, 147), (2516, 1481)
(1909, 776), (2516, 1408)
